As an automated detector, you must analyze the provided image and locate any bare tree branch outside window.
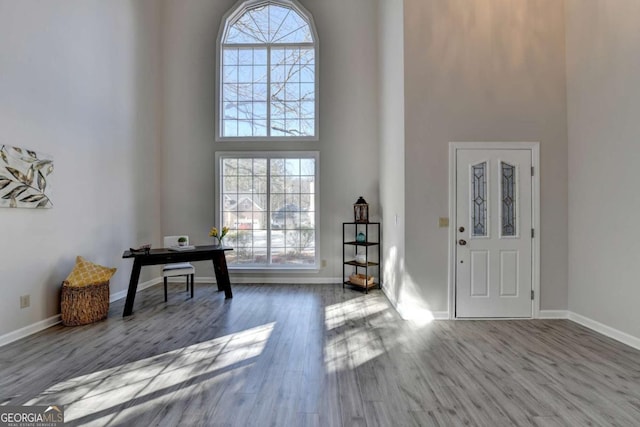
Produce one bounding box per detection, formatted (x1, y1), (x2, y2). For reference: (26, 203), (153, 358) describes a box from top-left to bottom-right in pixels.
(221, 3), (316, 138)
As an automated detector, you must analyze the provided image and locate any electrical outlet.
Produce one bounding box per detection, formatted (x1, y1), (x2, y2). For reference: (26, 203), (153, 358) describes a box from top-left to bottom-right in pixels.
(321, 259), (327, 268)
(20, 295), (30, 309)
(438, 217), (449, 228)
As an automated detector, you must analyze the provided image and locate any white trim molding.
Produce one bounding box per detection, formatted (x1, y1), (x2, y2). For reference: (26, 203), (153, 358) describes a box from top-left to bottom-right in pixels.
(568, 311), (640, 351)
(538, 310), (569, 319)
(448, 142), (541, 320)
(0, 315), (61, 348)
(113, 276), (344, 293)
(194, 276), (341, 285)
(432, 311), (450, 320)
(109, 277), (163, 303)
(0, 278), (163, 348)
(381, 286), (448, 322)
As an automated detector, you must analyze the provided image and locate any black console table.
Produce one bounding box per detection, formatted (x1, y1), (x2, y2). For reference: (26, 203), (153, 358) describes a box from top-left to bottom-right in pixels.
(121, 245), (233, 316)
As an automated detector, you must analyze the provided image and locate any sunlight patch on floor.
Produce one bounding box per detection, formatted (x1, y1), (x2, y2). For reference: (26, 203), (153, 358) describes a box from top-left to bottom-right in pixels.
(26, 323), (275, 424)
(324, 296), (389, 331)
(323, 296), (391, 373)
(396, 301), (435, 326)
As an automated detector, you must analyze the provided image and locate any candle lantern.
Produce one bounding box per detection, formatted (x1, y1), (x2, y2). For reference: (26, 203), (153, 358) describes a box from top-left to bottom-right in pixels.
(353, 196), (369, 223)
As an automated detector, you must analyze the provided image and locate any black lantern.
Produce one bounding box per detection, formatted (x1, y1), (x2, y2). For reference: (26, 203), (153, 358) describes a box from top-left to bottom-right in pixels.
(353, 196), (369, 223)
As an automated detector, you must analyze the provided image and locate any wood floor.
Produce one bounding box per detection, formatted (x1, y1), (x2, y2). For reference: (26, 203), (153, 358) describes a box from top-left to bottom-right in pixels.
(1, 283), (639, 427)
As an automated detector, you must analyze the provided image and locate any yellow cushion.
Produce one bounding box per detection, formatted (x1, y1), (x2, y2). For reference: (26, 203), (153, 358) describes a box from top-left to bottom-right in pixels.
(65, 256), (116, 287)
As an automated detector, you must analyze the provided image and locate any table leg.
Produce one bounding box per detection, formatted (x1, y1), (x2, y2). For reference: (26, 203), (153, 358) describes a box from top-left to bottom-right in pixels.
(212, 251), (232, 299)
(123, 260), (142, 316)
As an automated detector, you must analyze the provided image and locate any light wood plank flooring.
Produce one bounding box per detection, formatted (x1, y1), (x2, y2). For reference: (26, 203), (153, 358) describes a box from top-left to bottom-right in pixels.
(1, 283), (639, 426)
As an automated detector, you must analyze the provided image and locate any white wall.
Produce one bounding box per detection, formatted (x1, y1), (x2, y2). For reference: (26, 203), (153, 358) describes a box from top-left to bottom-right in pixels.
(0, 0), (162, 336)
(566, 0), (640, 338)
(377, 0), (411, 316)
(159, 0), (380, 280)
(9, 0), (628, 342)
(403, 0), (569, 314)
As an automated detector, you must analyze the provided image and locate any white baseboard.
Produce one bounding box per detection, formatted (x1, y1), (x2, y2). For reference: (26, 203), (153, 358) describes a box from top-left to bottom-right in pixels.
(568, 311), (640, 351)
(109, 277), (162, 302)
(538, 310), (569, 319)
(15, 284), (634, 355)
(0, 278), (163, 348)
(381, 286), (449, 321)
(112, 281), (640, 354)
(194, 276), (342, 285)
(381, 286), (399, 309)
(111, 276), (347, 302)
(432, 311), (450, 320)
(0, 315), (62, 348)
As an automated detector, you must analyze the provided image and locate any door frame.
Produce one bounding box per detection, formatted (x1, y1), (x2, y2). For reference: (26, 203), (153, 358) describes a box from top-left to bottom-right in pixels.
(448, 142), (540, 319)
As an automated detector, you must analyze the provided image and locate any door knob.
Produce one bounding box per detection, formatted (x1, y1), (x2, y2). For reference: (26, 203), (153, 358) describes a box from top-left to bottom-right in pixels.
(458, 239), (467, 246)
(458, 226), (465, 232)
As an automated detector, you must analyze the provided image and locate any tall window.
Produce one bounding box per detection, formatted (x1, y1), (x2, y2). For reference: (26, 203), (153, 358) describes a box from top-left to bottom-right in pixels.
(218, 0), (318, 140)
(217, 152), (318, 268)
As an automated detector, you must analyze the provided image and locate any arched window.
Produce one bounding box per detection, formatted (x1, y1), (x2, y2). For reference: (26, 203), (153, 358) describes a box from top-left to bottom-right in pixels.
(218, 0), (318, 140)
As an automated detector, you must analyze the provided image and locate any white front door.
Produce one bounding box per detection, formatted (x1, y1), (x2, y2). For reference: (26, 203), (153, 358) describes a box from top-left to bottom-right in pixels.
(455, 149), (533, 318)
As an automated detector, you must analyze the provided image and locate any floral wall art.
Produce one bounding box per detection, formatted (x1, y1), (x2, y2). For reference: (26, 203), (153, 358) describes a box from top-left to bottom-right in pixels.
(0, 145), (53, 208)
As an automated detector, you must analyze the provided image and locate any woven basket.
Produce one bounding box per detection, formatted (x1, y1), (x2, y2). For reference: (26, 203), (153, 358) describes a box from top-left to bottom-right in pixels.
(349, 273), (375, 288)
(61, 281), (110, 326)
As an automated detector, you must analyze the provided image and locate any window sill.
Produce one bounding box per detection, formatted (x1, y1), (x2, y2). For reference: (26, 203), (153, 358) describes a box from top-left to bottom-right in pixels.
(215, 136), (319, 143)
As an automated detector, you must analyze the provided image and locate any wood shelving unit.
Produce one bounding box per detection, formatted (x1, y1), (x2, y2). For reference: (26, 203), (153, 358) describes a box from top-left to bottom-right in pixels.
(342, 222), (381, 293)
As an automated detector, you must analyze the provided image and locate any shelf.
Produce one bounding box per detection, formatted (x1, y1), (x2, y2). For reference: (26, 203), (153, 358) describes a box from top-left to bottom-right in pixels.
(342, 221), (381, 294)
(344, 280), (378, 289)
(344, 260), (379, 267)
(343, 241), (379, 247)
(342, 222), (381, 225)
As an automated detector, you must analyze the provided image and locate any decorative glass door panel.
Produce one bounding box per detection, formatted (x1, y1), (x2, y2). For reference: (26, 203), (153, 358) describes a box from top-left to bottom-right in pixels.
(501, 162), (517, 237)
(471, 162), (488, 237)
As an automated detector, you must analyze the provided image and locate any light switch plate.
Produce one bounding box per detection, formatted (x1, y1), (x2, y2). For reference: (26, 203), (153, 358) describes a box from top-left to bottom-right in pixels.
(438, 217), (449, 228)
